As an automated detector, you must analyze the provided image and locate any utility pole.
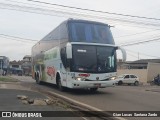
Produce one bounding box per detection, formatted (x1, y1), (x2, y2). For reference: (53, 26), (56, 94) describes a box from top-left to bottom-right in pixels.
(0, 60), (2, 75)
(138, 52), (139, 60)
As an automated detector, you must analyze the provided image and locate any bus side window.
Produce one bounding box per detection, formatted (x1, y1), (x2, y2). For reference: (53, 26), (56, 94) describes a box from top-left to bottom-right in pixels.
(60, 48), (67, 68)
(85, 25), (92, 42)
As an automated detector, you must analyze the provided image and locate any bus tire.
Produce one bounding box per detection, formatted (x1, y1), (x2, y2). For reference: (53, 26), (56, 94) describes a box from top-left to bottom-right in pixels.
(36, 73), (42, 85)
(56, 74), (65, 91)
(34, 73), (37, 80)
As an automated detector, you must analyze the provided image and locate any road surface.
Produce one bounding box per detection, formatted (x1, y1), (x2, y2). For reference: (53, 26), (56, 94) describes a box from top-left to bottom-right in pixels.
(11, 76), (160, 120)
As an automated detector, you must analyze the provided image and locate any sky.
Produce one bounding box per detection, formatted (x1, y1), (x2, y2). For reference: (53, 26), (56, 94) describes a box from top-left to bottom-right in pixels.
(0, 0), (160, 61)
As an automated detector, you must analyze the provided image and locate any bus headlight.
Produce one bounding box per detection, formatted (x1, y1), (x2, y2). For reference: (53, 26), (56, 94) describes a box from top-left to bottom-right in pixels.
(76, 77), (82, 81)
(110, 77), (116, 80)
(75, 77), (85, 81)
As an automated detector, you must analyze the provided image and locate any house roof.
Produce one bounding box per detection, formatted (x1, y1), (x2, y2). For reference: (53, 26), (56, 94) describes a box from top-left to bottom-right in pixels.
(0, 56), (9, 60)
(23, 55), (31, 59)
(125, 59), (160, 64)
(10, 60), (23, 65)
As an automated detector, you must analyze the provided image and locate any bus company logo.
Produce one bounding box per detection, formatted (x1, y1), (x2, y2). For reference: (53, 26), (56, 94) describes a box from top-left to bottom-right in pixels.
(96, 77), (99, 80)
(47, 66), (56, 80)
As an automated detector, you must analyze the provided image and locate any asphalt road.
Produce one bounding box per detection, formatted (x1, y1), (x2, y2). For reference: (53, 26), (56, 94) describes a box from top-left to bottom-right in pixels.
(0, 79), (85, 120)
(11, 76), (160, 119)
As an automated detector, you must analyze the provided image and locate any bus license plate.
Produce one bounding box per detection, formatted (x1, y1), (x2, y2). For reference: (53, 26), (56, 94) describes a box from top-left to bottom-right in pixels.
(94, 83), (101, 87)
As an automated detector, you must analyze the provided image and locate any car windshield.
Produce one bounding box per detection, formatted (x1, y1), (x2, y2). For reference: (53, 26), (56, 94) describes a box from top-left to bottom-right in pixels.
(118, 75), (125, 78)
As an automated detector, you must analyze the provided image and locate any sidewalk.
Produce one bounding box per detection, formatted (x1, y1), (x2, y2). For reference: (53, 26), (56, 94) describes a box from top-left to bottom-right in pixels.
(0, 83), (84, 120)
(0, 89), (55, 111)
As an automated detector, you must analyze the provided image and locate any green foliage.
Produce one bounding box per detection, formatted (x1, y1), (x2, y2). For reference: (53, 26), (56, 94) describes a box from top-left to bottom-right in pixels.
(0, 76), (19, 82)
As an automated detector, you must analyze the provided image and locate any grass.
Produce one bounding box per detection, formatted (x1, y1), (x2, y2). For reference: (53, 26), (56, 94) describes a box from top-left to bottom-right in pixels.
(0, 76), (19, 82)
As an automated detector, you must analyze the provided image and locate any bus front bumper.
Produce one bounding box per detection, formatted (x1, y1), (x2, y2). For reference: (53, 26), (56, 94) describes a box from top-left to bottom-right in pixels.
(71, 80), (115, 89)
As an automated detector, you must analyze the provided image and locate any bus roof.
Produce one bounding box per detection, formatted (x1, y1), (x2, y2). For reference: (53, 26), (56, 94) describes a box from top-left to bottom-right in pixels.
(67, 19), (109, 26)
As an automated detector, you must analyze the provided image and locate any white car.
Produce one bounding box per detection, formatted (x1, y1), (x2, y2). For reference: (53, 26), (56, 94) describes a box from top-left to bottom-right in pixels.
(115, 74), (139, 86)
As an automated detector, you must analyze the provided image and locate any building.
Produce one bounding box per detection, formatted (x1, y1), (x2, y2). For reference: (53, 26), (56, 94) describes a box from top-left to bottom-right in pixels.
(10, 60), (23, 75)
(22, 55), (31, 76)
(117, 59), (160, 83)
(0, 56), (9, 75)
(117, 59), (126, 69)
(123, 59), (160, 69)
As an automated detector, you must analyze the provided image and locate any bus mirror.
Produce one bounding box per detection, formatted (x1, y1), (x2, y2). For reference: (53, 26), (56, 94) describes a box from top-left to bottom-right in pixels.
(66, 43), (72, 59)
(117, 47), (127, 62)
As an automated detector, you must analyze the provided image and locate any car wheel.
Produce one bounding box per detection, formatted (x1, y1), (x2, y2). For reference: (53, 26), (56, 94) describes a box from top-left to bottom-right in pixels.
(118, 81), (123, 85)
(134, 81), (139, 86)
(150, 81), (154, 86)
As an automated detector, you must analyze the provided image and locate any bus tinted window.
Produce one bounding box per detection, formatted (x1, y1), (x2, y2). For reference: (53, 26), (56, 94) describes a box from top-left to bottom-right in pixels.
(72, 45), (97, 72)
(69, 22), (115, 44)
(72, 45), (116, 73)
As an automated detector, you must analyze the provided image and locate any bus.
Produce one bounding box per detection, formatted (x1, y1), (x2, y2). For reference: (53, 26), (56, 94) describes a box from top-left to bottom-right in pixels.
(31, 19), (126, 91)
(0, 56), (9, 76)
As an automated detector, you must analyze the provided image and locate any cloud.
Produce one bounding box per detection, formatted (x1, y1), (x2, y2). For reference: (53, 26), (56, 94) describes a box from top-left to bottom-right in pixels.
(0, 0), (160, 61)
(0, 38), (34, 60)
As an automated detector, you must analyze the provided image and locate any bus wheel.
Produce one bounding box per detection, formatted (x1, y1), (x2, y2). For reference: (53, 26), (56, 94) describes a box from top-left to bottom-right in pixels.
(56, 76), (65, 91)
(36, 73), (41, 84)
(90, 88), (98, 92)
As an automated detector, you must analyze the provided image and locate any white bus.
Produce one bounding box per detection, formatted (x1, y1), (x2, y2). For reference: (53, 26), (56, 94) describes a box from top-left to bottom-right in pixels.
(0, 56), (9, 76)
(32, 19), (126, 91)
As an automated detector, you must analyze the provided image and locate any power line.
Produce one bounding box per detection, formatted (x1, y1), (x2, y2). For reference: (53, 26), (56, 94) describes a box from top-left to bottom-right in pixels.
(27, 0), (160, 21)
(117, 34), (160, 45)
(2, 0), (160, 35)
(0, 33), (72, 45)
(0, 33), (39, 44)
(4, 0), (160, 31)
(0, 36), (35, 43)
(127, 53), (139, 59)
(1, 2), (160, 29)
(126, 49), (160, 58)
(1, 2), (160, 46)
(115, 29), (160, 38)
(112, 21), (160, 31)
(3, 0), (160, 29)
(0, 33), (38, 42)
(120, 37), (160, 46)
(1, 4), (160, 46)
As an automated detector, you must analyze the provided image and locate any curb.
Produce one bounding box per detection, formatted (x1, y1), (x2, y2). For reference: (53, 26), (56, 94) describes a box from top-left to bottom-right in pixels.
(28, 85), (126, 120)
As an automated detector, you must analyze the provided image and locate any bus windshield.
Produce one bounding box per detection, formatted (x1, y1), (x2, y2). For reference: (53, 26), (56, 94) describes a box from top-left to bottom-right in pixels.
(69, 22), (115, 44)
(72, 45), (116, 73)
